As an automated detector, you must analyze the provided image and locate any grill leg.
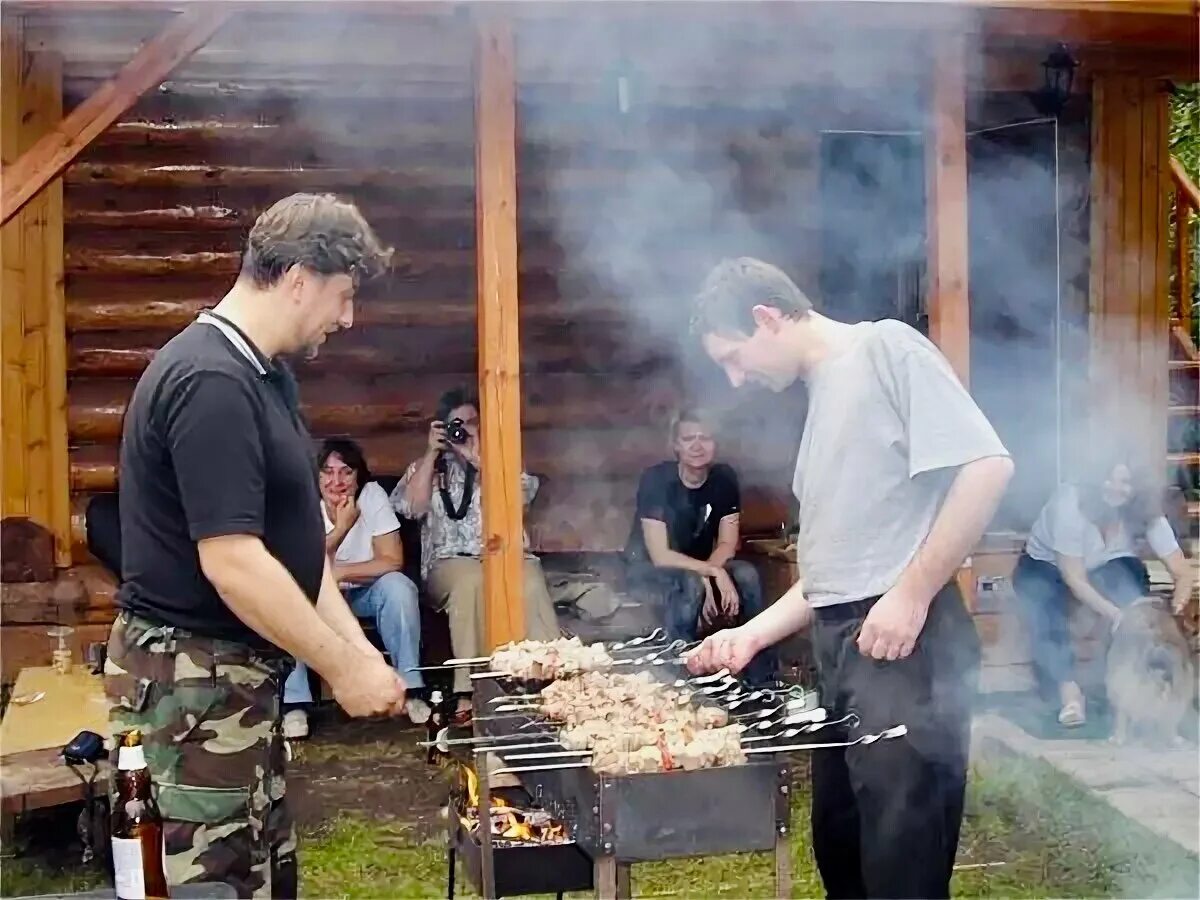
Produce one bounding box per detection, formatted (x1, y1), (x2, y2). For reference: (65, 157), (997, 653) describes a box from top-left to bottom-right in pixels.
(594, 858), (631, 900)
(479, 758), (496, 900)
(617, 863), (632, 899)
(446, 842), (456, 900)
(775, 829), (792, 898)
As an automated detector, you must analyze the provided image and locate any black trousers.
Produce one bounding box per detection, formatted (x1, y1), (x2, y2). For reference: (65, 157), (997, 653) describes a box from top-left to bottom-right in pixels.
(809, 584), (981, 899)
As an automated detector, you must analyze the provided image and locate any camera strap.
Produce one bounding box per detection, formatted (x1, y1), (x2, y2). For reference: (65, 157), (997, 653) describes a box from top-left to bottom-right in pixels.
(438, 460), (476, 521)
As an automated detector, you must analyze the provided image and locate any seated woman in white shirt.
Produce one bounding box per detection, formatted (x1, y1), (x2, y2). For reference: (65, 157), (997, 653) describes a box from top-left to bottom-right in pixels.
(283, 439), (429, 738)
(1012, 458), (1193, 728)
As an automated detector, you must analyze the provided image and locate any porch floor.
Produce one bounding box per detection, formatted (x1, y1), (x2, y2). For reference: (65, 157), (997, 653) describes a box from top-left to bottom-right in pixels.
(973, 710), (1200, 857)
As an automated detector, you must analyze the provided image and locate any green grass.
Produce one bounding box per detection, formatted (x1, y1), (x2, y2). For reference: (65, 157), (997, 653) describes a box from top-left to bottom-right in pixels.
(0, 855), (108, 898)
(4, 754), (1196, 899)
(298, 756), (1199, 899)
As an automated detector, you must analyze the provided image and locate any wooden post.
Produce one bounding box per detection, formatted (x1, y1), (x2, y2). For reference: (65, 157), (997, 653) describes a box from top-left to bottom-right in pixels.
(925, 31), (974, 605)
(475, 17), (526, 650)
(1, 6), (230, 226)
(1, 17), (70, 566)
(926, 31), (970, 384)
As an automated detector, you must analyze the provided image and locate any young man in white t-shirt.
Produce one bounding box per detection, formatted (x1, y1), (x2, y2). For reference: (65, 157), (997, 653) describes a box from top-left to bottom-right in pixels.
(684, 258), (1013, 899)
(283, 440), (429, 737)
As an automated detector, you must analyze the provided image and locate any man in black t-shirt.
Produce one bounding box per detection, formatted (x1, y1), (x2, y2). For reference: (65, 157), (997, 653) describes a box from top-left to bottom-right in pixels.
(624, 408), (776, 683)
(106, 193), (401, 898)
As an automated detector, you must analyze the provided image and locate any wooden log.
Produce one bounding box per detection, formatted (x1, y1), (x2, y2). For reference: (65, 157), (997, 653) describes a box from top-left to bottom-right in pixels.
(925, 30), (970, 384)
(64, 162), (477, 190)
(69, 320), (673, 377)
(68, 372), (684, 441)
(1, 518), (55, 583)
(477, 14), (526, 648)
(0, 576), (88, 626)
(64, 246), (473, 278)
(1, 6), (232, 226)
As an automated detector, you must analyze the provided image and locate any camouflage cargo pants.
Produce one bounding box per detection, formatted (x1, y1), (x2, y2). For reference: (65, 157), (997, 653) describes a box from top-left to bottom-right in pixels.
(104, 612), (297, 899)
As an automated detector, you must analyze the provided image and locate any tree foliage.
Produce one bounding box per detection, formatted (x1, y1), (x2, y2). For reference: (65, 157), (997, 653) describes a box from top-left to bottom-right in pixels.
(1169, 83), (1200, 185)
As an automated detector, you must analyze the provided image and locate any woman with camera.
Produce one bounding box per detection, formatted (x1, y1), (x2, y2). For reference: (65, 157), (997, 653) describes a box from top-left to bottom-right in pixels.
(391, 387), (560, 720)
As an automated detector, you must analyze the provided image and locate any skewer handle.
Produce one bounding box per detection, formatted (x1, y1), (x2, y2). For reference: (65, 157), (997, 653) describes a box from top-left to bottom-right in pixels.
(491, 761), (592, 776)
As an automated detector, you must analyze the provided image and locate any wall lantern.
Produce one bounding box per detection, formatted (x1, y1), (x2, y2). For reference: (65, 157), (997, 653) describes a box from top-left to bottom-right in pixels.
(1030, 42), (1079, 116)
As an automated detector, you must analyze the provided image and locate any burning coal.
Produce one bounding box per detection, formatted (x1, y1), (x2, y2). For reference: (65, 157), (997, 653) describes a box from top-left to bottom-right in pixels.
(457, 764), (569, 846)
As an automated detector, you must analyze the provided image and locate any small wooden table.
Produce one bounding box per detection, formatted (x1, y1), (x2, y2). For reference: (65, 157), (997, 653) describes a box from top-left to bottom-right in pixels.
(1, 665), (111, 854)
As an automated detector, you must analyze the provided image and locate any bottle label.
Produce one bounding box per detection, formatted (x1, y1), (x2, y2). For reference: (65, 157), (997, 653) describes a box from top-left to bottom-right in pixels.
(111, 837), (145, 899)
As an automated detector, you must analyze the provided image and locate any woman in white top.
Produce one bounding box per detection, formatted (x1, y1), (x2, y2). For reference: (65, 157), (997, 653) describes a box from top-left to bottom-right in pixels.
(1013, 458), (1192, 727)
(283, 439), (429, 738)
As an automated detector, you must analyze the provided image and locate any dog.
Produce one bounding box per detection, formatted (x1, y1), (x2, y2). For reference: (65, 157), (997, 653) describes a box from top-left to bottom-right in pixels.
(1105, 596), (1196, 746)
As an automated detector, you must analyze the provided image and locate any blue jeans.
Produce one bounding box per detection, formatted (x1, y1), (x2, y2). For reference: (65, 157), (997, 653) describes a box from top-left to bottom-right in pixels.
(283, 571), (424, 705)
(627, 558), (777, 684)
(1011, 553), (1150, 690)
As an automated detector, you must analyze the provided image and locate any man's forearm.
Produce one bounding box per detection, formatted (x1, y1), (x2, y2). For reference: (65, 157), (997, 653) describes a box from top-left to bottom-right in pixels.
(893, 455), (1014, 605)
(652, 548), (719, 576)
(199, 537), (357, 684)
(707, 542), (736, 568)
(742, 579), (812, 651)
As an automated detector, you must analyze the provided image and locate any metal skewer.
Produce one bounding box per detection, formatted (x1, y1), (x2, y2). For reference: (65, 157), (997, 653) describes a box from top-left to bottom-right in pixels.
(489, 725), (908, 773)
(743, 724), (908, 755)
(740, 713), (858, 743)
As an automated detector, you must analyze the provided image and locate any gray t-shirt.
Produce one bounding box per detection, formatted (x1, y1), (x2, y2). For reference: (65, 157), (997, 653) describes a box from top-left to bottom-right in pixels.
(792, 320), (1009, 607)
(1025, 483), (1180, 570)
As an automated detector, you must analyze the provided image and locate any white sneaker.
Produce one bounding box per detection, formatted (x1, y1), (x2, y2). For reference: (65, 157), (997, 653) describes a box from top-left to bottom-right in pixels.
(405, 697), (432, 725)
(283, 709), (309, 740)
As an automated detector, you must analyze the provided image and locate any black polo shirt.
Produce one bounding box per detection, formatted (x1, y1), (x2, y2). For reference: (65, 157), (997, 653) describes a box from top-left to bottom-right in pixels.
(116, 315), (324, 648)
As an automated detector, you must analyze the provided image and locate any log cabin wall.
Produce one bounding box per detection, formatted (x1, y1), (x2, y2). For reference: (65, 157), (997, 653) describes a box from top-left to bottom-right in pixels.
(60, 9), (480, 570)
(512, 11), (935, 549)
(56, 5), (939, 561)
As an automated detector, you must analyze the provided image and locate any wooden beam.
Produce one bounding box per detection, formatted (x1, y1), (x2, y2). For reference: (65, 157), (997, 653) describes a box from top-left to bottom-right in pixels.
(1177, 182), (1194, 333)
(1, 19), (68, 565)
(1170, 156), (1200, 210)
(0, 5), (230, 227)
(926, 31), (971, 384)
(475, 16), (526, 650)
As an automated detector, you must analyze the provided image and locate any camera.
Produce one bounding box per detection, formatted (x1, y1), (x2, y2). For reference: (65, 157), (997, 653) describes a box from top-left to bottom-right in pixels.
(445, 417), (470, 446)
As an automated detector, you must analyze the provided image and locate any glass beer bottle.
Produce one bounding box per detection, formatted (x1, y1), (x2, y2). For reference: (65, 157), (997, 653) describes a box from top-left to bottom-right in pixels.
(110, 730), (169, 899)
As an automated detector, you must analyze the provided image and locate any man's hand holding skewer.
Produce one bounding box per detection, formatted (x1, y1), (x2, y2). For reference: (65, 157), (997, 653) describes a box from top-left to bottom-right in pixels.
(685, 625), (762, 676)
(686, 578), (814, 676)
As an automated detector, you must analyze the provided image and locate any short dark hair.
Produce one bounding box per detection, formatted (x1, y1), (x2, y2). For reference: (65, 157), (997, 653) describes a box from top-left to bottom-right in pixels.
(317, 438), (372, 499)
(436, 387), (479, 424)
(240, 193), (392, 289)
(690, 257), (813, 336)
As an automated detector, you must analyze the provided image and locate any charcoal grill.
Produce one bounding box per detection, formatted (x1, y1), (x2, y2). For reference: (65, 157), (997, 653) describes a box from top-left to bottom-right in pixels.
(447, 784), (594, 899)
(457, 676), (794, 900)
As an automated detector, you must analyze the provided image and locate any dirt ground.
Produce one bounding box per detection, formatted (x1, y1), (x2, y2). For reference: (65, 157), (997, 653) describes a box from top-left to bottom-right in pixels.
(287, 706), (450, 838)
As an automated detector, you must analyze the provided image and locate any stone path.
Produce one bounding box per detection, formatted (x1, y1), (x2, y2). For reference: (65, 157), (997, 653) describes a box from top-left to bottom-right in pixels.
(974, 712), (1200, 857)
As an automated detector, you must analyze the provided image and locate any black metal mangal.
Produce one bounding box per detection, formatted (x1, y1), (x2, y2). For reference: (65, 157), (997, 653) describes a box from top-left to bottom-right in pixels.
(464, 675), (795, 900)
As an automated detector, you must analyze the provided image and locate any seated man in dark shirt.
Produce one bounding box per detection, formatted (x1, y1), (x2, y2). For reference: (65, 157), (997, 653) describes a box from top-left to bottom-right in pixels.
(623, 407), (776, 683)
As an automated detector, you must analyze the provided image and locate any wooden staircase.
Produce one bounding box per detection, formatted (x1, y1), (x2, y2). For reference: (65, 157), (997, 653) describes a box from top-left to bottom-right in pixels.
(1168, 156), (1198, 537)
